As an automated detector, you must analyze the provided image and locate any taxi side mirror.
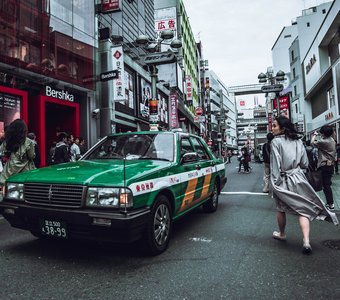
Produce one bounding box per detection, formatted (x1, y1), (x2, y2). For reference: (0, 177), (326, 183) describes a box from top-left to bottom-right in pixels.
(181, 152), (198, 164)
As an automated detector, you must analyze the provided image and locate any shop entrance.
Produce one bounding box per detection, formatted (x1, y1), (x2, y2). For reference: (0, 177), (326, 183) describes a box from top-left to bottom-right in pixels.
(29, 95), (79, 167)
(45, 101), (79, 165)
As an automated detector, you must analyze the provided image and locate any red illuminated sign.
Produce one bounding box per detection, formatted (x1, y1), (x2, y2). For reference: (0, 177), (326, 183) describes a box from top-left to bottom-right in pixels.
(101, 0), (121, 13)
(272, 95), (290, 119)
(240, 100), (245, 106)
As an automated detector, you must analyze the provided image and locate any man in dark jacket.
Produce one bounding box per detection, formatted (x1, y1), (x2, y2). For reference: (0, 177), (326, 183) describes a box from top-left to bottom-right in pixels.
(262, 132), (274, 192)
(53, 132), (70, 164)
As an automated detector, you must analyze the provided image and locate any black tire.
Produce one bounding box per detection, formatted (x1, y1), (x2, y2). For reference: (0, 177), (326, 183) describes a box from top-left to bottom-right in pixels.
(143, 195), (172, 255)
(202, 181), (219, 213)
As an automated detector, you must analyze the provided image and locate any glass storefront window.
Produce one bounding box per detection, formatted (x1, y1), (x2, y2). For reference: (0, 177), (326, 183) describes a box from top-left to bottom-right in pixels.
(73, 0), (95, 37)
(125, 70), (135, 109)
(49, 0), (72, 24)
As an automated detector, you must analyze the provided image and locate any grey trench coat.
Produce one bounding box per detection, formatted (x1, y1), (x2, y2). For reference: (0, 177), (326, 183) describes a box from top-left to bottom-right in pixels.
(270, 135), (338, 225)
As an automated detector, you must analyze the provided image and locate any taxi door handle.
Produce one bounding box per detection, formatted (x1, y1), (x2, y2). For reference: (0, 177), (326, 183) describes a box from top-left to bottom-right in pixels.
(196, 164), (201, 170)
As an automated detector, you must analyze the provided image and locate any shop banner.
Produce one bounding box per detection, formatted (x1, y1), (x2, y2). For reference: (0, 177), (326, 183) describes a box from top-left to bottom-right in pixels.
(101, 0), (121, 13)
(185, 75), (192, 106)
(169, 90), (178, 129)
(273, 95), (290, 119)
(111, 46), (125, 101)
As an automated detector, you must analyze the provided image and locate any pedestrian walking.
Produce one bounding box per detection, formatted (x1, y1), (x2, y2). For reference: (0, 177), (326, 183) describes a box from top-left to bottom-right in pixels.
(68, 134), (81, 162)
(305, 140), (318, 171)
(334, 143), (340, 174)
(262, 132), (274, 193)
(270, 116), (338, 255)
(311, 125), (336, 210)
(227, 150), (232, 164)
(0, 119), (36, 185)
(238, 146), (250, 173)
(27, 132), (41, 168)
(48, 141), (57, 165)
(53, 132), (70, 164)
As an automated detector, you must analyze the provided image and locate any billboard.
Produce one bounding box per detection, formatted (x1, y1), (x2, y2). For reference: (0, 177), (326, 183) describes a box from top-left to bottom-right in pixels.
(272, 95), (290, 119)
(101, 0), (121, 13)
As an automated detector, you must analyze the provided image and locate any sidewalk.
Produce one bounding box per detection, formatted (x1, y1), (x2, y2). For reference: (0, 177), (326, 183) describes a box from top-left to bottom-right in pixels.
(317, 173), (340, 212)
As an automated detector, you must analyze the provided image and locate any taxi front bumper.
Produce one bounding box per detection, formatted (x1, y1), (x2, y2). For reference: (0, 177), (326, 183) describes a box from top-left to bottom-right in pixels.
(0, 200), (151, 243)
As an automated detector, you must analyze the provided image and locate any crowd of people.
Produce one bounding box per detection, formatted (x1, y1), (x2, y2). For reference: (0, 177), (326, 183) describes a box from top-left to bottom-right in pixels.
(0, 118), (87, 186)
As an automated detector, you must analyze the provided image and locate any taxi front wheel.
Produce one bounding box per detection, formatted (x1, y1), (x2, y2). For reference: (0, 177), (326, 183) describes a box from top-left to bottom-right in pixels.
(202, 181), (219, 213)
(143, 195), (172, 255)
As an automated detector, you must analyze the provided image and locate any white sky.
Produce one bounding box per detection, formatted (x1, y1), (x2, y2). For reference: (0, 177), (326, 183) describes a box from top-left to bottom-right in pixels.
(183, 0), (331, 88)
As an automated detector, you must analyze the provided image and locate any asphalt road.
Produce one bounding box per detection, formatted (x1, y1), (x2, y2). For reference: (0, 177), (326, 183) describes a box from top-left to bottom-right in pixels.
(1, 158), (340, 299)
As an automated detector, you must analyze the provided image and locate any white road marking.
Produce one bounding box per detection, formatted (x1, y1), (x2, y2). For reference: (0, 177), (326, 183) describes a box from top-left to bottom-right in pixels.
(221, 192), (268, 196)
(189, 237), (212, 243)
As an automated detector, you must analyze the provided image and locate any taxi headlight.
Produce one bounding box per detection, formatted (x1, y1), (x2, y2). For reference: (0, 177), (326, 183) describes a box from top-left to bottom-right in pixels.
(5, 183), (24, 200)
(86, 187), (133, 208)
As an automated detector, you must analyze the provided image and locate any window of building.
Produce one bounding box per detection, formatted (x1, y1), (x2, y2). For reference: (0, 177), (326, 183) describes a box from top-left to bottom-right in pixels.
(295, 103), (298, 114)
(294, 85), (297, 97)
(284, 34), (291, 38)
(322, 9), (326, 14)
(293, 68), (296, 78)
(328, 86), (335, 108)
(307, 22), (310, 27)
(291, 50), (295, 61)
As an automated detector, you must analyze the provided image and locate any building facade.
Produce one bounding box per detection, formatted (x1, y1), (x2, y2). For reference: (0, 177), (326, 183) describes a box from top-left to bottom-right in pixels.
(0, 0), (96, 166)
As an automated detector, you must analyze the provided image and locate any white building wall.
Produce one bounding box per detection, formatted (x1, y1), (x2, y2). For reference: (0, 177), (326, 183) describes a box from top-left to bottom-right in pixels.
(297, 2), (332, 59)
(272, 26), (298, 75)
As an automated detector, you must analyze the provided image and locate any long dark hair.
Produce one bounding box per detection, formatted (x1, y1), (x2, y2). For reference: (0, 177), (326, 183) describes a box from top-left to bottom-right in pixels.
(5, 119), (27, 153)
(275, 116), (300, 140)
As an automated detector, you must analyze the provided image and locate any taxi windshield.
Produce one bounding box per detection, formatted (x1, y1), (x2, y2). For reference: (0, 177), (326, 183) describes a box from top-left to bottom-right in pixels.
(86, 133), (174, 161)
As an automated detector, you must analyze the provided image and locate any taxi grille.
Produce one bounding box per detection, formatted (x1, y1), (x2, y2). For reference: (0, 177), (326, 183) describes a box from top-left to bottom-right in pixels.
(24, 183), (85, 208)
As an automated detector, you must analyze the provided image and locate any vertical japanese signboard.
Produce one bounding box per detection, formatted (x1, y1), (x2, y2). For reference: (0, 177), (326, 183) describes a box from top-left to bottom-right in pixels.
(169, 90), (178, 129)
(185, 75), (192, 106)
(111, 46), (125, 102)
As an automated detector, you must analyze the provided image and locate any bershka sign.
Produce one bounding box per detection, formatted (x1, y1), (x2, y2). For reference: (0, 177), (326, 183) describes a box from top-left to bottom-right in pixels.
(45, 86), (74, 102)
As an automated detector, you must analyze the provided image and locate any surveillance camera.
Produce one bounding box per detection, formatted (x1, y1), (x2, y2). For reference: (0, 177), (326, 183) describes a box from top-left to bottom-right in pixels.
(92, 108), (100, 118)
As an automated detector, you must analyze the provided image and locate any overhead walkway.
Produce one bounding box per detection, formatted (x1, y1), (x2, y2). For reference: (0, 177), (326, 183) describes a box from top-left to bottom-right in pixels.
(229, 84), (264, 96)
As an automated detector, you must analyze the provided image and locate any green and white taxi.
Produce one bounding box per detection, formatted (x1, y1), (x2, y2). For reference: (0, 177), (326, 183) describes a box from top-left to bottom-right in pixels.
(0, 131), (226, 255)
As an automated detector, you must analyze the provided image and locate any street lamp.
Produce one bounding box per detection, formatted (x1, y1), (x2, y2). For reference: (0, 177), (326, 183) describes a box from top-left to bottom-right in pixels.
(258, 69), (285, 116)
(135, 30), (182, 130)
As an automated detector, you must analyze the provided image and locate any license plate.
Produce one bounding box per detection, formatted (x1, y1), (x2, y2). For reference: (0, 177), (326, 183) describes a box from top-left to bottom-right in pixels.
(39, 220), (67, 238)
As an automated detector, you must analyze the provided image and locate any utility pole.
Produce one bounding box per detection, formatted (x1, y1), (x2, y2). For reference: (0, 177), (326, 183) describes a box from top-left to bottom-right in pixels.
(99, 38), (115, 137)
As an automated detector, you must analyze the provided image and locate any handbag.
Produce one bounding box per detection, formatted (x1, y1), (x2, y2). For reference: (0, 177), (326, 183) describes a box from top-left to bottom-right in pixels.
(305, 167), (323, 192)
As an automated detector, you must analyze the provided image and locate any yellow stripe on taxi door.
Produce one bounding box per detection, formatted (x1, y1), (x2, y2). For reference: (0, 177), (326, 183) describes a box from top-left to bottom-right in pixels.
(194, 173), (212, 203)
(179, 177), (198, 212)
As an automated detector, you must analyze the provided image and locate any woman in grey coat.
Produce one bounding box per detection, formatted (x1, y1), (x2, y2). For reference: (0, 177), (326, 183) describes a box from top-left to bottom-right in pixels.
(270, 116), (338, 255)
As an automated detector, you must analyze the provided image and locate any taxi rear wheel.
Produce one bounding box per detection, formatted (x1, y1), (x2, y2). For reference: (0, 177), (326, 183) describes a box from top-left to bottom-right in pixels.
(203, 181), (218, 213)
(143, 195), (172, 255)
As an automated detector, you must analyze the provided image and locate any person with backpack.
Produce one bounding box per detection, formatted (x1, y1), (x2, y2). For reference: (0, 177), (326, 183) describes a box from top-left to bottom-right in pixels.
(53, 132), (70, 164)
(262, 132), (274, 193)
(305, 140), (318, 171)
(238, 146), (250, 173)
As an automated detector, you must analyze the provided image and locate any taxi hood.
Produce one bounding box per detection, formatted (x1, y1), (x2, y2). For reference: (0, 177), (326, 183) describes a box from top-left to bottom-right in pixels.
(8, 159), (171, 186)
